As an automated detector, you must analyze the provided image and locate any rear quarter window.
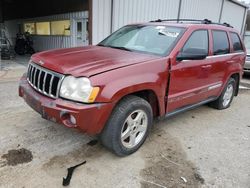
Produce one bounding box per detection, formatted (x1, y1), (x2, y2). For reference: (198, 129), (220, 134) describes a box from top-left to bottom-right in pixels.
(212, 30), (230, 55)
(230, 32), (243, 52)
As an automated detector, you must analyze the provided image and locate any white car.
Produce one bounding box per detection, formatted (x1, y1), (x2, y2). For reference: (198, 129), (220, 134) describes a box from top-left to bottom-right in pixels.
(244, 32), (250, 74)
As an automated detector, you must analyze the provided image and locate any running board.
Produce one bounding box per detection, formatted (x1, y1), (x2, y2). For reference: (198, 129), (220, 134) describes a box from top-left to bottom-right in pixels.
(165, 97), (217, 118)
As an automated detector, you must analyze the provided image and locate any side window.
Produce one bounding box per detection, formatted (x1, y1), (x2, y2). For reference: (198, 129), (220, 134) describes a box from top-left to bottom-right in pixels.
(212, 30), (229, 55)
(182, 30), (209, 55)
(230, 32), (243, 52)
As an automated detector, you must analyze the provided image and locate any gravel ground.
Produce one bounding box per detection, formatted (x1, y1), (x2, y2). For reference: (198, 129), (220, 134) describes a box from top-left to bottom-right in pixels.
(0, 61), (250, 188)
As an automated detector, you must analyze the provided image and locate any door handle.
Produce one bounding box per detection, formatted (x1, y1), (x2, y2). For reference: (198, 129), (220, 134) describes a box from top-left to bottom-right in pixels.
(201, 65), (212, 69)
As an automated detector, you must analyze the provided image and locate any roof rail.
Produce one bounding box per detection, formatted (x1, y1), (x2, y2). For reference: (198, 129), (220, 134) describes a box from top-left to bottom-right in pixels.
(150, 19), (233, 28)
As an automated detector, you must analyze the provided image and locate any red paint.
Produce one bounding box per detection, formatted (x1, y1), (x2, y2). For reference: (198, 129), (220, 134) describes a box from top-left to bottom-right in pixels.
(19, 23), (246, 135)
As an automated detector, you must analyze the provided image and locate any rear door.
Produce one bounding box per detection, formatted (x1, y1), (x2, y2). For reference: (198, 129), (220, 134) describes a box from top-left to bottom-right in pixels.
(229, 32), (245, 71)
(204, 30), (231, 98)
(205, 30), (246, 100)
(167, 29), (212, 113)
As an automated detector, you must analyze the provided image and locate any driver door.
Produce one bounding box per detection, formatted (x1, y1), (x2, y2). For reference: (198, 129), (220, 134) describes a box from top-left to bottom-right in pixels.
(167, 29), (212, 113)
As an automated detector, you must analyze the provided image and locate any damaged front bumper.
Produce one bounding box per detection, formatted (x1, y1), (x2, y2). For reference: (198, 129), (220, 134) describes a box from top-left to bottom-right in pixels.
(19, 75), (114, 135)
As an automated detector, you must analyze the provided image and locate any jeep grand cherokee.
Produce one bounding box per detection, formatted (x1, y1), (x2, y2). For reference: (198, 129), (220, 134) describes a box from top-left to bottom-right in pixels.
(19, 19), (246, 156)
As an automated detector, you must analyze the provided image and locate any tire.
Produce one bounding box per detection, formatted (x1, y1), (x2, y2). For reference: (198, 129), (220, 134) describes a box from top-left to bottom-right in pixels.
(209, 78), (236, 110)
(100, 95), (153, 156)
(14, 45), (25, 55)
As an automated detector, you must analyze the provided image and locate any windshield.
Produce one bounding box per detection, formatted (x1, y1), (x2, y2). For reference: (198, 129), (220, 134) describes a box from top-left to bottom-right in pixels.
(98, 25), (185, 56)
(244, 35), (250, 54)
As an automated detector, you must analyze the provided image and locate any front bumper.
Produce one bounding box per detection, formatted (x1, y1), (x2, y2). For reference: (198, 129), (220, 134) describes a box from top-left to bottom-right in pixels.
(19, 75), (114, 135)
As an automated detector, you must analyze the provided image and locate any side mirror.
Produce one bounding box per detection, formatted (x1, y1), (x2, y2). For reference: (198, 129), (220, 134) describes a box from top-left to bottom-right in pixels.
(176, 49), (207, 61)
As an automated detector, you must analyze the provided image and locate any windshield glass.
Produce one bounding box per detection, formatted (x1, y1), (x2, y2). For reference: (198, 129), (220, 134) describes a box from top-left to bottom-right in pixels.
(244, 35), (250, 54)
(99, 25), (185, 56)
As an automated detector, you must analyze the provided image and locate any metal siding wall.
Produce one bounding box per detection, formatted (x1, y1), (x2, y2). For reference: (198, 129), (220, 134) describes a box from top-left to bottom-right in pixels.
(91, 0), (247, 44)
(180, 0), (223, 21)
(5, 11), (88, 52)
(221, 0), (246, 32)
(92, 0), (112, 44)
(32, 36), (72, 51)
(112, 0), (179, 32)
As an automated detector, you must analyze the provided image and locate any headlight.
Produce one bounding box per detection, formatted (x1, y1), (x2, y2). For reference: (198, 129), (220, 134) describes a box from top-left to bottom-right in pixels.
(60, 76), (99, 103)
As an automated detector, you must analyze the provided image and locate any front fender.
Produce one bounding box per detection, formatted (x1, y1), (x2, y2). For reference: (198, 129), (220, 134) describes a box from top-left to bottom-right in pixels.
(90, 58), (169, 116)
(103, 73), (160, 101)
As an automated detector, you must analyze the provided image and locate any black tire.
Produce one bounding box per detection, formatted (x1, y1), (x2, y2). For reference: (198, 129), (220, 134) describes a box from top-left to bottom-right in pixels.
(100, 95), (153, 156)
(14, 45), (25, 55)
(209, 78), (236, 110)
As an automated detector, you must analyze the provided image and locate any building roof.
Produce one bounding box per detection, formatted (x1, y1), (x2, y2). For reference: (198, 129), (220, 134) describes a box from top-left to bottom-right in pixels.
(229, 0), (248, 8)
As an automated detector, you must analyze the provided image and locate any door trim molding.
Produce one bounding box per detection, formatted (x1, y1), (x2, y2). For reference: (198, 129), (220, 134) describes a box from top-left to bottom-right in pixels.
(168, 82), (222, 104)
(166, 97), (217, 118)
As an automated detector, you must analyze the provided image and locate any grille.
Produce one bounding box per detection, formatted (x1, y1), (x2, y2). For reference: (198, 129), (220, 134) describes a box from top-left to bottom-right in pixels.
(27, 62), (64, 98)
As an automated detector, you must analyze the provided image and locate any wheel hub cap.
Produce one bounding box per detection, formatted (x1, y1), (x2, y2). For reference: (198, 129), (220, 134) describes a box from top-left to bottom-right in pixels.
(222, 84), (233, 107)
(121, 110), (148, 149)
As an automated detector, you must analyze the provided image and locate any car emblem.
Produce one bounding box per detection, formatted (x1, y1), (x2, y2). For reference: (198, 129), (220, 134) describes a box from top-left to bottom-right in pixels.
(38, 60), (44, 65)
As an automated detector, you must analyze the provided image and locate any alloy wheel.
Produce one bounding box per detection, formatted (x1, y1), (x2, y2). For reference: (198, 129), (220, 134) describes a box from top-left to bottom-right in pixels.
(121, 110), (148, 149)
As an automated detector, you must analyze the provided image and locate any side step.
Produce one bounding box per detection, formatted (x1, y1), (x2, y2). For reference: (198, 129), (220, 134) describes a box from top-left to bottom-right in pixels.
(165, 97), (217, 118)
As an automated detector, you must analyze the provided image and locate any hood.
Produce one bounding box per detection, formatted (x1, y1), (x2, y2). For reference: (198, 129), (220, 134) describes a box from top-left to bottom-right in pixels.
(31, 46), (160, 77)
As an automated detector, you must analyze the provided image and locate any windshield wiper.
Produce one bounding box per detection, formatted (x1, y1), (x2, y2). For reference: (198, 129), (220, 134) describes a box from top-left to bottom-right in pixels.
(110, 46), (132, 51)
(98, 44), (132, 52)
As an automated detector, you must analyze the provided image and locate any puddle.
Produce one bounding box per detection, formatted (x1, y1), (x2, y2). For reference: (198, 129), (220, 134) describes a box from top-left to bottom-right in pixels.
(140, 126), (204, 188)
(1, 148), (33, 166)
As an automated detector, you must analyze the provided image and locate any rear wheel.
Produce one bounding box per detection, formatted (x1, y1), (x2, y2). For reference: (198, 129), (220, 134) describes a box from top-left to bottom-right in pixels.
(209, 78), (236, 110)
(100, 95), (153, 156)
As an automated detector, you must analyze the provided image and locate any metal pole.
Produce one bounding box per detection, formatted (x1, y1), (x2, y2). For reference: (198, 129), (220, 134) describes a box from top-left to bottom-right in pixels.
(177, 0), (182, 22)
(88, 0), (93, 45)
(110, 0), (114, 33)
(219, 0), (225, 23)
(241, 8), (248, 35)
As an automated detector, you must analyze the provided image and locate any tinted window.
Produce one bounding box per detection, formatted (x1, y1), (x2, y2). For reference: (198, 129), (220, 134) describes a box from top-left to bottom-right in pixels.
(182, 30), (208, 55)
(230, 32), (243, 52)
(212, 31), (229, 55)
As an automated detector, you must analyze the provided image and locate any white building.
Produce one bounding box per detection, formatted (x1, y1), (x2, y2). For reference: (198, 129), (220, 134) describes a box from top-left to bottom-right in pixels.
(1, 0), (248, 52)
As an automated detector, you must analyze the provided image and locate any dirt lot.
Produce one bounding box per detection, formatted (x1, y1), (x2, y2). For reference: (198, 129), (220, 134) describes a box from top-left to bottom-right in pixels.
(0, 61), (250, 188)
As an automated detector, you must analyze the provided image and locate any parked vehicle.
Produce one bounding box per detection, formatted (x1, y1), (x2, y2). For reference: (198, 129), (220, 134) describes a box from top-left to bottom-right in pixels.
(244, 32), (250, 74)
(0, 27), (15, 60)
(0, 38), (11, 60)
(19, 19), (246, 156)
(15, 32), (35, 55)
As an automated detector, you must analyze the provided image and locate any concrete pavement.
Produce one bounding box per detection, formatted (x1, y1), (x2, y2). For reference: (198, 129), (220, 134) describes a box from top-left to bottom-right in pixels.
(0, 62), (249, 188)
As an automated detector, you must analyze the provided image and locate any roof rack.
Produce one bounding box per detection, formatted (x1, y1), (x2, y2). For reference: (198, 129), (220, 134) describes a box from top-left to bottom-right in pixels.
(150, 19), (233, 28)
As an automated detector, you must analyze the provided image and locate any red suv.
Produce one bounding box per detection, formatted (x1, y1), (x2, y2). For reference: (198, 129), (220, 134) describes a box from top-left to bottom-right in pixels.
(19, 19), (246, 156)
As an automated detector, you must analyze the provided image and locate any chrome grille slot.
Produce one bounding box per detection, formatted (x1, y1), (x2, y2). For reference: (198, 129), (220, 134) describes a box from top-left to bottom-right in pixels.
(27, 62), (64, 98)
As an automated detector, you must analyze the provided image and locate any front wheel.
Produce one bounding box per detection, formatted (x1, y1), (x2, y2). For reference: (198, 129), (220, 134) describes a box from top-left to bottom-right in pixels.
(100, 95), (153, 156)
(209, 78), (236, 110)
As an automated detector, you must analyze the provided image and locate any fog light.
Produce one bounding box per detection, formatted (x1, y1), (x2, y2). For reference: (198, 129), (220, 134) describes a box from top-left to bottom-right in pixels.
(70, 115), (76, 125)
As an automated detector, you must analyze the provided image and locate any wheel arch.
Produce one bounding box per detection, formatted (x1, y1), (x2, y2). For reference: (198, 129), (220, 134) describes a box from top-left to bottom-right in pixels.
(112, 89), (163, 118)
(127, 90), (160, 118)
(230, 73), (240, 96)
